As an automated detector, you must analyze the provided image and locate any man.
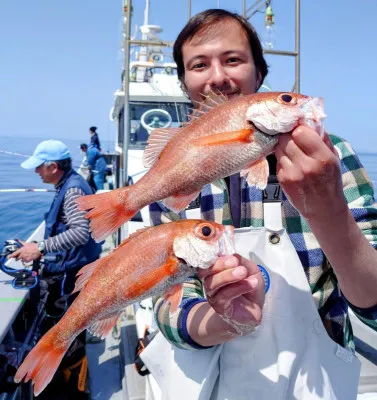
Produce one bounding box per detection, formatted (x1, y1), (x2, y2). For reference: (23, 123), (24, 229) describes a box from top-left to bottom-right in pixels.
(80, 143), (107, 190)
(89, 126), (101, 151)
(146, 9), (377, 399)
(9, 139), (102, 398)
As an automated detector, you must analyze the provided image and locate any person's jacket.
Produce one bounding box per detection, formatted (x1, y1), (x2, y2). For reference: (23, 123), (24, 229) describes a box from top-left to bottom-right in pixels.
(43, 170), (102, 274)
(90, 133), (101, 151)
(87, 145), (106, 174)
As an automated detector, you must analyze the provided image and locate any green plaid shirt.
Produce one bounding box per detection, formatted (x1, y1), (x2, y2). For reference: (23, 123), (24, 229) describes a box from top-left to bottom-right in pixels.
(150, 134), (377, 351)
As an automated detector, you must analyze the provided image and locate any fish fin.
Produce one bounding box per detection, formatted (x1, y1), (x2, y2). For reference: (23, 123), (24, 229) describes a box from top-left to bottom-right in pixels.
(192, 129), (254, 147)
(75, 188), (138, 242)
(73, 227), (154, 294)
(117, 227), (151, 249)
(88, 313), (121, 339)
(73, 259), (102, 293)
(124, 256), (180, 299)
(14, 330), (68, 396)
(183, 90), (228, 126)
(143, 127), (181, 168)
(240, 158), (269, 190)
(164, 284), (184, 314)
(162, 191), (201, 212)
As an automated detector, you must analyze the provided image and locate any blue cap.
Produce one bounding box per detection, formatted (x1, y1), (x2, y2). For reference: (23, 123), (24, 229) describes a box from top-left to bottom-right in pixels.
(21, 140), (71, 169)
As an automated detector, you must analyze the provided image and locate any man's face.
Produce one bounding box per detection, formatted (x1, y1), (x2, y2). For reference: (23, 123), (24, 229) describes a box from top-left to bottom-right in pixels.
(182, 19), (260, 104)
(35, 162), (57, 184)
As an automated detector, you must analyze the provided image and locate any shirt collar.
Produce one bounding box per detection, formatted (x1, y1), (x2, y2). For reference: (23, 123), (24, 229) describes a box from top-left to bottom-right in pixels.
(55, 169), (73, 191)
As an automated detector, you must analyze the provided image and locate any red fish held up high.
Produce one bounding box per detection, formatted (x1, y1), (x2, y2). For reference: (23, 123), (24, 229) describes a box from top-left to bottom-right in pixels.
(14, 220), (235, 396)
(76, 91), (325, 241)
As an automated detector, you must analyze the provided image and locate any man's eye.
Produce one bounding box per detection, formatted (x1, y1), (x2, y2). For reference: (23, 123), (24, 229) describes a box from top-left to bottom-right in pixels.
(227, 58), (240, 64)
(192, 62), (206, 69)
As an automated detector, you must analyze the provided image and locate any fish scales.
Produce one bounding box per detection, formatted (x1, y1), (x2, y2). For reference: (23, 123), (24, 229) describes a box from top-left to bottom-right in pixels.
(75, 91), (326, 242)
(14, 220), (236, 396)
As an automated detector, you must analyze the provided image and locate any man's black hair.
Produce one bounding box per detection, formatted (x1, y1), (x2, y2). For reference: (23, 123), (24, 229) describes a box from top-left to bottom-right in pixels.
(173, 9), (268, 89)
(55, 158), (72, 173)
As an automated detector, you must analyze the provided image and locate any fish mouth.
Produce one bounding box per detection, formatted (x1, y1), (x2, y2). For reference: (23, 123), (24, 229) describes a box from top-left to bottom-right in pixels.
(300, 97), (326, 137)
(218, 225), (236, 256)
(246, 96), (326, 137)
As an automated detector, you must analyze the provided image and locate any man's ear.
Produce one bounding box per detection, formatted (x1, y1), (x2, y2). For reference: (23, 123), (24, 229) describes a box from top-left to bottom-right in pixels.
(51, 162), (59, 174)
(180, 80), (189, 96)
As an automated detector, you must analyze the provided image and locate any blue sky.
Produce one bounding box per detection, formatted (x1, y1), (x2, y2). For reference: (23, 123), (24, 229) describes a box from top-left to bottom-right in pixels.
(1, 0), (377, 152)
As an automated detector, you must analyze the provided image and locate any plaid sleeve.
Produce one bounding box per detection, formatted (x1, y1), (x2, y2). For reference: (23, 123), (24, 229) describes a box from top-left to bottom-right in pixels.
(149, 201), (186, 226)
(149, 201), (210, 350)
(153, 276), (210, 350)
(331, 135), (377, 329)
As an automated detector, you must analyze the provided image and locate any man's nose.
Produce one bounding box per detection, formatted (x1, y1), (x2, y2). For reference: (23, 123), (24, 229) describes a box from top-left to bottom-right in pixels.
(208, 62), (229, 88)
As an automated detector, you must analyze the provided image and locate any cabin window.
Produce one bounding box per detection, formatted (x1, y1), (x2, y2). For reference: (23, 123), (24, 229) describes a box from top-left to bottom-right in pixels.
(128, 101), (191, 149)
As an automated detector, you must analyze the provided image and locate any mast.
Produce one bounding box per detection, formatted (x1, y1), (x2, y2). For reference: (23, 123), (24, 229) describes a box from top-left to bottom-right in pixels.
(295, 0), (300, 93)
(144, 0), (150, 25)
(122, 0), (132, 186)
(139, 0), (149, 63)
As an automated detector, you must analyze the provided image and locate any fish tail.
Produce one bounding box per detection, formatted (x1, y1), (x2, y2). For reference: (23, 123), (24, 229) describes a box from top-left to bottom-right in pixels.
(14, 329), (70, 396)
(75, 188), (138, 242)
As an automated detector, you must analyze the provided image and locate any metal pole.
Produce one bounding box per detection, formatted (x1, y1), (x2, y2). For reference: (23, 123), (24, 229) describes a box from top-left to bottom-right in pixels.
(188, 0), (191, 20)
(263, 49), (297, 57)
(245, 0), (264, 16)
(242, 0), (246, 17)
(145, 0), (150, 25)
(122, 0), (132, 186)
(130, 39), (174, 47)
(295, 0), (300, 92)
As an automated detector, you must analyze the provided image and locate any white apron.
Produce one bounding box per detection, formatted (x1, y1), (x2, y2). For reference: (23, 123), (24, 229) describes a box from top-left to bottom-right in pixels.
(141, 200), (361, 399)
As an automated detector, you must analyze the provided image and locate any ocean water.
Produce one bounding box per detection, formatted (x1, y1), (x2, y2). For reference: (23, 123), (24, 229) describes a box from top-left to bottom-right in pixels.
(1, 136), (377, 246)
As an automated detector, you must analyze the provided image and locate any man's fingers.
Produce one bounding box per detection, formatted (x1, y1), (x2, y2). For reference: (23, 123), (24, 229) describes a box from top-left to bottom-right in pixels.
(278, 133), (309, 165)
(233, 254), (261, 276)
(8, 249), (21, 259)
(323, 132), (339, 158)
(197, 255), (240, 279)
(210, 276), (258, 313)
(204, 266), (247, 297)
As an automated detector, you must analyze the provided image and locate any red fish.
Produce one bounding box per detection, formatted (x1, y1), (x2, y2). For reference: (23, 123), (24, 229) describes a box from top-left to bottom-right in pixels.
(76, 91), (325, 241)
(14, 220), (235, 396)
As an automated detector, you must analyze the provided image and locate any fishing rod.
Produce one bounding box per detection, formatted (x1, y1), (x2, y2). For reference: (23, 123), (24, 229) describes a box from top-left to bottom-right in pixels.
(0, 188), (56, 193)
(0, 170), (149, 193)
(0, 149), (31, 158)
(0, 149), (99, 172)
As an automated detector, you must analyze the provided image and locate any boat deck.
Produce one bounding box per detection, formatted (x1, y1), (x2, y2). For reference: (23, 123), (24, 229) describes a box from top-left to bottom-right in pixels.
(1, 224), (377, 399)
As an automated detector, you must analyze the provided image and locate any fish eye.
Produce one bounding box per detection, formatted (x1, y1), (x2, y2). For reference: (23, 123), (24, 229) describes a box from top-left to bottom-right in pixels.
(195, 223), (215, 240)
(281, 94), (292, 102)
(202, 226), (212, 237)
(278, 93), (297, 105)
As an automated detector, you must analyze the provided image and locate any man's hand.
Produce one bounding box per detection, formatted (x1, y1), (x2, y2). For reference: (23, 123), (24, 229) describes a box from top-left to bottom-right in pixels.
(275, 126), (346, 221)
(8, 241), (42, 263)
(197, 254), (265, 335)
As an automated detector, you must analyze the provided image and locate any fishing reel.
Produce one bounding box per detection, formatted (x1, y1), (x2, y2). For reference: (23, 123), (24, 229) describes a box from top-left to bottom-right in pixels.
(0, 239), (38, 290)
(2, 239), (24, 256)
